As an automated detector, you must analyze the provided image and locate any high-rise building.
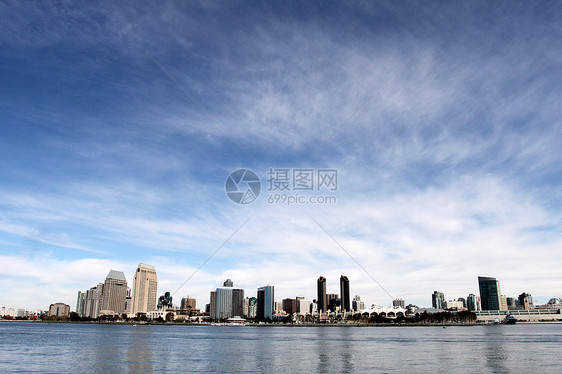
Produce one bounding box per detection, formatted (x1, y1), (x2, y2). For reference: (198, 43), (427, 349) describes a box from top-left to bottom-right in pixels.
(232, 289), (245, 317)
(478, 276), (502, 311)
(210, 280), (244, 320)
(352, 295), (364, 312)
(157, 291), (173, 310)
(216, 287), (233, 319)
(317, 276), (327, 313)
(125, 287), (132, 314)
(327, 294), (339, 312)
(209, 291), (217, 319)
(84, 282), (104, 318)
(432, 291), (445, 309)
(518, 293), (533, 310)
(393, 298), (405, 308)
(131, 263), (158, 315)
(257, 285), (274, 320)
(467, 293), (481, 312)
(282, 298), (297, 315)
(101, 270), (128, 315)
(340, 275), (350, 312)
(244, 297), (257, 318)
(76, 291), (86, 315)
(296, 297), (312, 315)
(224, 279), (234, 287)
(180, 297), (196, 310)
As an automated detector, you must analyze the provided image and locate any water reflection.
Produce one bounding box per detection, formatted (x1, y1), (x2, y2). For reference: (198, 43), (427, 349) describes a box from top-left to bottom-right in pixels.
(127, 326), (154, 372)
(484, 327), (510, 374)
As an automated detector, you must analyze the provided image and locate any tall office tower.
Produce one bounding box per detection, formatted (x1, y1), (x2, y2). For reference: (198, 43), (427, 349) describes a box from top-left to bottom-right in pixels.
(326, 293), (339, 312)
(232, 288), (245, 317)
(125, 287), (132, 314)
(467, 293), (481, 312)
(317, 276), (327, 313)
(478, 276), (502, 311)
(215, 287), (234, 319)
(432, 291), (445, 309)
(500, 295), (508, 311)
(340, 275), (350, 312)
(393, 298), (405, 308)
(296, 297), (312, 315)
(282, 298), (297, 315)
(518, 293), (533, 310)
(352, 295), (365, 312)
(257, 285), (275, 320)
(209, 291), (217, 319)
(131, 263), (158, 315)
(84, 283), (104, 318)
(180, 297), (196, 310)
(209, 280), (244, 320)
(101, 270), (128, 314)
(223, 279), (234, 287)
(76, 291), (86, 316)
(157, 291), (173, 310)
(244, 297), (257, 318)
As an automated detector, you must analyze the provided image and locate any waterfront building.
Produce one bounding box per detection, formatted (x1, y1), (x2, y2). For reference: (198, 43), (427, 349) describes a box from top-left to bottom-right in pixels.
(296, 297), (312, 315)
(283, 298), (297, 315)
(274, 301), (284, 315)
(209, 291), (217, 319)
(467, 293), (481, 312)
(157, 291), (173, 310)
(317, 276), (327, 313)
(76, 291), (86, 315)
(393, 298), (405, 308)
(432, 291), (445, 309)
(257, 285), (274, 320)
(444, 299), (465, 311)
(328, 295), (340, 312)
(244, 297), (257, 318)
(180, 297), (196, 310)
(478, 276), (502, 311)
(101, 270), (128, 315)
(84, 282), (104, 318)
(507, 297), (517, 309)
(124, 287), (132, 314)
(457, 297), (467, 308)
(131, 263), (158, 315)
(518, 293), (533, 310)
(216, 287), (233, 319)
(209, 280), (244, 320)
(48, 303), (70, 318)
(352, 295), (365, 312)
(223, 279), (234, 287)
(340, 275), (350, 312)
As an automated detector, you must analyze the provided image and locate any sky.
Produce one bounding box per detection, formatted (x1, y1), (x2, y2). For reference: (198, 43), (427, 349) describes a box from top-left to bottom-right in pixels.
(0, 0), (561, 311)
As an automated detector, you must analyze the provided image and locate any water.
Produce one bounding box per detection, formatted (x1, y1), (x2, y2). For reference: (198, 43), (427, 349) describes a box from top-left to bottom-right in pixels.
(0, 322), (561, 373)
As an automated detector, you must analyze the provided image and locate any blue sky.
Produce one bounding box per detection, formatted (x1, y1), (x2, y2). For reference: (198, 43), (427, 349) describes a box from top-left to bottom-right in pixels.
(1, 1), (561, 310)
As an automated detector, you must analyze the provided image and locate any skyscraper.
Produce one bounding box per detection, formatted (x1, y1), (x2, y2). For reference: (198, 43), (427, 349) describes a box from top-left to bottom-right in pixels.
(317, 276), (327, 313)
(518, 293), (533, 310)
(352, 295), (364, 312)
(257, 285), (274, 320)
(340, 275), (350, 312)
(210, 279), (244, 320)
(478, 276), (502, 311)
(101, 270), (128, 315)
(393, 298), (405, 308)
(432, 291), (445, 309)
(282, 298), (297, 315)
(467, 293), (481, 312)
(131, 263), (158, 315)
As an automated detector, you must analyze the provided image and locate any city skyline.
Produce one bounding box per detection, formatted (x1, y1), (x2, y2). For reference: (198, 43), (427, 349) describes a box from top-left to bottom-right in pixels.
(1, 1), (561, 311)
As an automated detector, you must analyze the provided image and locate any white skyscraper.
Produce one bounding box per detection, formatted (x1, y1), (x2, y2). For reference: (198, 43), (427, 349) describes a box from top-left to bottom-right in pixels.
(131, 263), (158, 315)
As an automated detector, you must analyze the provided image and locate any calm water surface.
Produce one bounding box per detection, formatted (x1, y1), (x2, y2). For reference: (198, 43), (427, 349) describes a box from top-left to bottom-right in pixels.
(0, 322), (561, 373)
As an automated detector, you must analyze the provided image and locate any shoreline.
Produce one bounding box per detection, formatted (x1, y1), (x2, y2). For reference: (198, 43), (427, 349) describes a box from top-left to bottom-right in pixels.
(2, 320), (561, 326)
